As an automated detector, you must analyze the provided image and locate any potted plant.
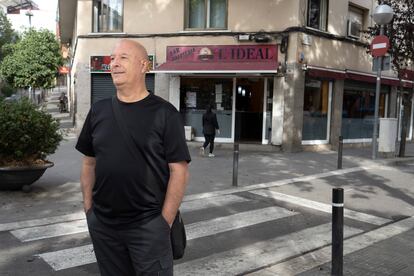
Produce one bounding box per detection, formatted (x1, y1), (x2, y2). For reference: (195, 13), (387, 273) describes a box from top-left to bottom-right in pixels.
(0, 98), (62, 191)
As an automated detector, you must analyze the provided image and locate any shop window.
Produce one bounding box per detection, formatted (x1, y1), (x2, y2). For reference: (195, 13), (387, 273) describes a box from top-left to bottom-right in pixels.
(397, 92), (413, 140)
(342, 89), (387, 140)
(303, 79), (330, 141)
(185, 0), (227, 30)
(180, 78), (232, 138)
(307, 0), (328, 31)
(347, 5), (364, 39)
(93, 0), (123, 33)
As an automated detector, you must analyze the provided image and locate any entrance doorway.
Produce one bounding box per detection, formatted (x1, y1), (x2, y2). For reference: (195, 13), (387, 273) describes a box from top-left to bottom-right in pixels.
(235, 78), (264, 142)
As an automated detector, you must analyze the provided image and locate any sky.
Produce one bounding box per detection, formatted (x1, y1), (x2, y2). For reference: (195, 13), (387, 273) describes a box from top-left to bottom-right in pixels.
(6, 0), (58, 33)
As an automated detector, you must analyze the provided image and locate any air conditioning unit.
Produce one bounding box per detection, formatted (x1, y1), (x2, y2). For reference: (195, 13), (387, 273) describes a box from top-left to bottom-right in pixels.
(347, 20), (362, 39)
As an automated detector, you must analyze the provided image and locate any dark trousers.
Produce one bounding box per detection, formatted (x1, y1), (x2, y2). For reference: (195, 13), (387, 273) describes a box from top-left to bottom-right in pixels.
(203, 134), (216, 153)
(86, 209), (173, 276)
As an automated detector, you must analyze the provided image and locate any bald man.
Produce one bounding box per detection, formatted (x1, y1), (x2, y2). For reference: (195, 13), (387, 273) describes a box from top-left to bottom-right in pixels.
(76, 39), (191, 276)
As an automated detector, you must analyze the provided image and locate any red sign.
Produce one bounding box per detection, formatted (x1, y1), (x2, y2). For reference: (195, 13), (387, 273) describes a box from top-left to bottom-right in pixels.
(58, 66), (70, 74)
(90, 56), (112, 72)
(166, 45), (277, 63)
(371, 35), (390, 57)
(90, 55), (155, 72)
(400, 69), (414, 80)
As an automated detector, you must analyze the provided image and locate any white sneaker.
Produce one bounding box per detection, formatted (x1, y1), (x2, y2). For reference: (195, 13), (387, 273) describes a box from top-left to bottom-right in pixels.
(208, 153), (215, 157)
(200, 147), (204, 155)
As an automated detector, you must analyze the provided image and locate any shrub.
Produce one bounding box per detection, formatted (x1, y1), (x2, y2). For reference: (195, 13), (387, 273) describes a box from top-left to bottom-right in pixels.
(0, 82), (16, 97)
(0, 98), (62, 166)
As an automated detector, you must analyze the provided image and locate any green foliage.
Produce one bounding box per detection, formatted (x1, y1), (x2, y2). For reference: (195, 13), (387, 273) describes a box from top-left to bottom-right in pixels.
(0, 29), (63, 90)
(0, 9), (18, 61)
(0, 82), (16, 97)
(367, 1), (414, 75)
(0, 98), (62, 166)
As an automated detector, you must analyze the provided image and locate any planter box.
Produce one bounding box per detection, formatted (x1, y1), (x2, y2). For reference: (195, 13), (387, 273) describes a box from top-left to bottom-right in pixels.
(0, 163), (54, 190)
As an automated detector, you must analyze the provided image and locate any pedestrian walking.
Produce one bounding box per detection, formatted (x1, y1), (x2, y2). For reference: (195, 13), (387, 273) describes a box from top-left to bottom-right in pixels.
(58, 92), (68, 113)
(76, 39), (191, 276)
(200, 105), (220, 157)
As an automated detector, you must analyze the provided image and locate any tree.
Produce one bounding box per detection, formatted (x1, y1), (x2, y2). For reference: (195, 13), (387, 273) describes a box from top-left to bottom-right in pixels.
(0, 9), (18, 61)
(367, 0), (414, 157)
(0, 29), (63, 96)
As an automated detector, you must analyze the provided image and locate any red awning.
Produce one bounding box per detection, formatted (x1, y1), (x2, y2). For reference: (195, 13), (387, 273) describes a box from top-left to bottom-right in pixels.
(382, 78), (401, 86)
(346, 72), (376, 83)
(155, 61), (278, 73)
(307, 67), (346, 79)
(401, 80), (414, 88)
(346, 72), (402, 86)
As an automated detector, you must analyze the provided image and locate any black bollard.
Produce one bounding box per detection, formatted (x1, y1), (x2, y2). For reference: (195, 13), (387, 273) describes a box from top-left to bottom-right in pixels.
(332, 188), (344, 276)
(232, 143), (239, 187)
(337, 136), (343, 169)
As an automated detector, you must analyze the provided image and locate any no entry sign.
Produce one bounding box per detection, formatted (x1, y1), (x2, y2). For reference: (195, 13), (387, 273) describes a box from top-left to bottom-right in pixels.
(371, 35), (390, 57)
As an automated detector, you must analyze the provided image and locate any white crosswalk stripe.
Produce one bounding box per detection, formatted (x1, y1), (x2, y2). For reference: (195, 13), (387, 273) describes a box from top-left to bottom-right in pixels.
(174, 224), (362, 276)
(10, 194), (251, 242)
(8, 189), (398, 275)
(186, 206), (296, 240)
(180, 194), (250, 213)
(37, 206), (297, 270)
(0, 211), (85, 232)
(250, 189), (391, 226)
(11, 219), (88, 242)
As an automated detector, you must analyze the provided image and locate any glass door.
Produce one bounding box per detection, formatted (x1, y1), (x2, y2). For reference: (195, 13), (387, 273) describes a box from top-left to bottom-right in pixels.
(235, 78), (264, 143)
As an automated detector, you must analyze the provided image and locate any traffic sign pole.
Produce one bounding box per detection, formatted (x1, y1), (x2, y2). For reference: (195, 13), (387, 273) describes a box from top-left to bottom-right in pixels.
(372, 27), (385, 160)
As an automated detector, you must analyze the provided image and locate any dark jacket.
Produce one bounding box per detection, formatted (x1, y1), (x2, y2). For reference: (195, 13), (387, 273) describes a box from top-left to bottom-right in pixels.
(202, 112), (219, 135)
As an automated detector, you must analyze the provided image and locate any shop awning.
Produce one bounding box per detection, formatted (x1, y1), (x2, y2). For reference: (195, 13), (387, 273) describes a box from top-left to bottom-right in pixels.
(155, 61), (279, 74)
(306, 66), (413, 87)
(306, 66), (346, 79)
(346, 71), (408, 87)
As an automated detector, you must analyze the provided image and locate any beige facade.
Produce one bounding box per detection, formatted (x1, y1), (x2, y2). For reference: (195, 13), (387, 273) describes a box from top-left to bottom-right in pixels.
(60, 0), (414, 151)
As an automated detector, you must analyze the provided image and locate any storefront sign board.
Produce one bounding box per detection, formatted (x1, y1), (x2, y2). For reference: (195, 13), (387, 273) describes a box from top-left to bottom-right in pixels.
(166, 45), (277, 63)
(90, 55), (155, 73)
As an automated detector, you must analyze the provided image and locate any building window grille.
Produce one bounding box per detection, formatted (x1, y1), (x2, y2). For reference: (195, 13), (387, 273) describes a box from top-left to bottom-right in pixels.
(307, 0), (328, 31)
(185, 0), (227, 30)
(93, 0), (123, 33)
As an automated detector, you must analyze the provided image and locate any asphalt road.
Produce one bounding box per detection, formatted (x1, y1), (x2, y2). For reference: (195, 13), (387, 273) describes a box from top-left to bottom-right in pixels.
(1, 138), (413, 275)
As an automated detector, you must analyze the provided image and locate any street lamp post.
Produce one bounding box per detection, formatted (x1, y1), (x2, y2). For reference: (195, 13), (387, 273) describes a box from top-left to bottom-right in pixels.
(25, 8), (33, 28)
(371, 4), (394, 160)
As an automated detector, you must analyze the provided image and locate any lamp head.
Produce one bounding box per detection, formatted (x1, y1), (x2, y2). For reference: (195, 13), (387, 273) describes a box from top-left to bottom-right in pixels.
(372, 4), (394, 25)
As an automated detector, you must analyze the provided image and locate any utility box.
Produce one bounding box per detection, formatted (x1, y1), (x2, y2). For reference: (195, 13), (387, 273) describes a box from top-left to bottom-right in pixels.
(379, 118), (397, 154)
(184, 126), (194, 141)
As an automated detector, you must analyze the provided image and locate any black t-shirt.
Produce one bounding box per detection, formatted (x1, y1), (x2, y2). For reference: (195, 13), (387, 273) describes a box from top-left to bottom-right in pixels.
(75, 93), (191, 225)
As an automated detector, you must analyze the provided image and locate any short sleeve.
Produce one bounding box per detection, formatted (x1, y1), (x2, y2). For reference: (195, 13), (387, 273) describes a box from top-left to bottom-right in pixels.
(75, 110), (95, 157)
(163, 111), (191, 164)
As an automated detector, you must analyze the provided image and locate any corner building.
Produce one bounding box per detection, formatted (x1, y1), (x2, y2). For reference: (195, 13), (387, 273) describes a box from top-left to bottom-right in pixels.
(59, 0), (414, 151)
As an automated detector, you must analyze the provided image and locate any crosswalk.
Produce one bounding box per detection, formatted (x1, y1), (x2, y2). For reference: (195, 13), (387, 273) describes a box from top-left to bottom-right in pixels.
(1, 190), (399, 275)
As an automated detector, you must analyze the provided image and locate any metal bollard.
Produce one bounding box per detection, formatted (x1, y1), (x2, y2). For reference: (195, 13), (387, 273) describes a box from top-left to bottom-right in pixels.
(337, 136), (343, 169)
(332, 188), (344, 276)
(232, 143), (239, 187)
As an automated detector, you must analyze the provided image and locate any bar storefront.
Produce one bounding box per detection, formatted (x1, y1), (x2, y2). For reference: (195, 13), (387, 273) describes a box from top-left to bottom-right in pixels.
(156, 44), (278, 144)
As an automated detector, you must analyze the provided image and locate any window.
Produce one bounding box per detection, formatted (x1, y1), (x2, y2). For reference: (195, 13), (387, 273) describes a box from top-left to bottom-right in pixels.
(93, 0), (123, 33)
(185, 0), (227, 30)
(180, 78), (233, 138)
(347, 6), (363, 39)
(342, 81), (389, 140)
(302, 79), (331, 141)
(307, 0), (328, 31)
